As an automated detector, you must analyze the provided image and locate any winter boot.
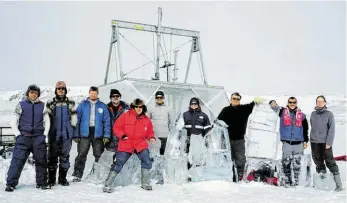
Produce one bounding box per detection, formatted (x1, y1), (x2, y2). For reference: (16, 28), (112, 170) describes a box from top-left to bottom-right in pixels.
(103, 170), (118, 193)
(72, 177), (81, 182)
(141, 168), (152, 191)
(72, 170), (82, 182)
(58, 168), (69, 186)
(5, 184), (16, 192)
(48, 167), (57, 186)
(36, 183), (52, 190)
(333, 173), (343, 192)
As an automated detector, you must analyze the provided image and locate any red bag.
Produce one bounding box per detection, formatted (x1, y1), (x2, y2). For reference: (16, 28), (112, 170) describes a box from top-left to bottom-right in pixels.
(334, 155), (346, 161)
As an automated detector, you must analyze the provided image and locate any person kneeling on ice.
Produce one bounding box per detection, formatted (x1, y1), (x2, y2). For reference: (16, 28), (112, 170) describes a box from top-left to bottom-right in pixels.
(310, 95), (343, 192)
(270, 97), (309, 187)
(103, 98), (156, 192)
(5, 85), (51, 192)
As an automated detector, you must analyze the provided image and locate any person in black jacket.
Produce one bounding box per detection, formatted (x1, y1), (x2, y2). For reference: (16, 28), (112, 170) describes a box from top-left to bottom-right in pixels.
(183, 97), (211, 170)
(217, 92), (263, 182)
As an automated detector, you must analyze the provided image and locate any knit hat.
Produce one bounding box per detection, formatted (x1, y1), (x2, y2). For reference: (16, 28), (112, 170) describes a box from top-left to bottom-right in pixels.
(110, 89), (121, 98)
(55, 81), (66, 88)
(55, 81), (67, 95)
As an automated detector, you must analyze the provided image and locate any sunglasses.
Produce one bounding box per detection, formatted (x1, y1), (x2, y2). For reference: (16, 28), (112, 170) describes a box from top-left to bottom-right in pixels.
(29, 91), (38, 95)
(57, 87), (65, 90)
(134, 105), (143, 109)
(111, 95), (120, 98)
(288, 101), (297, 104)
(232, 97), (241, 101)
(155, 97), (164, 99)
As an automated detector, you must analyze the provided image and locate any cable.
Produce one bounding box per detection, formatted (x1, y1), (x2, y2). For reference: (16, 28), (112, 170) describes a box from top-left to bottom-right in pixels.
(124, 39), (193, 76)
(118, 32), (156, 66)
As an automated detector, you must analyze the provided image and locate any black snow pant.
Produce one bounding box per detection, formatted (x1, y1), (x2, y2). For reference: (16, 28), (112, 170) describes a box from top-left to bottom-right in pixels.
(72, 127), (104, 178)
(6, 135), (48, 186)
(230, 139), (246, 182)
(311, 143), (339, 175)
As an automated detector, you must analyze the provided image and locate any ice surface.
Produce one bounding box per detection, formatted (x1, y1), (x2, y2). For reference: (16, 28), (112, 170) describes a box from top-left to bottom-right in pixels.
(188, 120), (233, 182)
(164, 128), (188, 184)
(188, 135), (207, 166)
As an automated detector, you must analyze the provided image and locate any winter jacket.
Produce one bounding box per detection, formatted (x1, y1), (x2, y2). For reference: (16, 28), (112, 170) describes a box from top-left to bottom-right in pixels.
(106, 101), (130, 151)
(113, 109), (155, 153)
(147, 103), (175, 138)
(11, 99), (50, 139)
(217, 102), (255, 140)
(108, 101), (130, 132)
(310, 107), (335, 146)
(46, 97), (77, 141)
(75, 98), (111, 139)
(183, 108), (211, 136)
(272, 106), (309, 143)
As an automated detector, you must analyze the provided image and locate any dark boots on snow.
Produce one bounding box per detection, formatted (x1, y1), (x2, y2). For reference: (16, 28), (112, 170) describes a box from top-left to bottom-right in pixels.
(48, 167), (57, 186)
(36, 183), (52, 190)
(49, 167), (69, 186)
(5, 185), (16, 192)
(58, 168), (69, 186)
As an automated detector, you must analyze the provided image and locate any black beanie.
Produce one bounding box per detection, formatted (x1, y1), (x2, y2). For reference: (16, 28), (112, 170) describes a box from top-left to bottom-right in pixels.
(110, 89), (121, 98)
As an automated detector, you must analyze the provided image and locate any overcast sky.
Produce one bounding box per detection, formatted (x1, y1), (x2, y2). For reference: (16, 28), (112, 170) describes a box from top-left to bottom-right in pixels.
(0, 1), (345, 96)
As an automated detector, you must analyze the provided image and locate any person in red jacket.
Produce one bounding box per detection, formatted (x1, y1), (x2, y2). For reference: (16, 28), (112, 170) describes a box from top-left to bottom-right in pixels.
(103, 98), (155, 193)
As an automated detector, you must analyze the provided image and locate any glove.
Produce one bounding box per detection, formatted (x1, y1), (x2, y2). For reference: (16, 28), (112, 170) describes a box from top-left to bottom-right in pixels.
(103, 138), (110, 145)
(73, 138), (80, 143)
(254, 96), (263, 104)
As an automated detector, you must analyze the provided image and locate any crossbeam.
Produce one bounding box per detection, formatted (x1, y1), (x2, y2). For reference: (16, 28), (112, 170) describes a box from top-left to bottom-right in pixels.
(111, 20), (200, 38)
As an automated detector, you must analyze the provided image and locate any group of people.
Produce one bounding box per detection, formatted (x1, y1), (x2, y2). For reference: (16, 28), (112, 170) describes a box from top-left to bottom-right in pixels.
(4, 82), (343, 193)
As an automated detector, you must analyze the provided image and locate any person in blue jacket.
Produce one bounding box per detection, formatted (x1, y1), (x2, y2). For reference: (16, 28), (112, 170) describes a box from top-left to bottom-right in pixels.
(71, 86), (111, 182)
